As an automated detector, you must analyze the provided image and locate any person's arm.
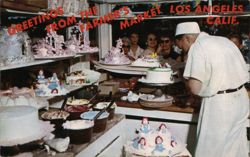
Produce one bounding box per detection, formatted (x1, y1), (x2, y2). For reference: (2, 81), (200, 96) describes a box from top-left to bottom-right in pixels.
(187, 78), (202, 95)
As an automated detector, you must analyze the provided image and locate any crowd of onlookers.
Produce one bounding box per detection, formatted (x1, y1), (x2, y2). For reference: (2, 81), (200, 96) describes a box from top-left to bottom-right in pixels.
(119, 30), (250, 65)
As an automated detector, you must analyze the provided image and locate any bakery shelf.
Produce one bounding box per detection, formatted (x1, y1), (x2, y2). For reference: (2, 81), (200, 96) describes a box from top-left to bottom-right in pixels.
(0, 52), (98, 71)
(0, 60), (55, 71)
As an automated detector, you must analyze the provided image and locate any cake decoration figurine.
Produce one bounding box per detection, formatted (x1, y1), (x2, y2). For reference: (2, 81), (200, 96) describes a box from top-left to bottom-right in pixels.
(152, 136), (165, 153)
(140, 117), (151, 134)
(33, 30), (75, 59)
(157, 123), (168, 134)
(100, 38), (131, 65)
(138, 137), (146, 150)
(170, 136), (178, 147)
(65, 23), (98, 53)
(34, 70), (68, 96)
(37, 69), (46, 83)
(124, 118), (188, 157)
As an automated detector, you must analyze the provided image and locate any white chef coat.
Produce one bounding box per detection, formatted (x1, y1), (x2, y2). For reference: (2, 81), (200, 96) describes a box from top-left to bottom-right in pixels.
(184, 32), (250, 157)
(128, 46), (144, 59)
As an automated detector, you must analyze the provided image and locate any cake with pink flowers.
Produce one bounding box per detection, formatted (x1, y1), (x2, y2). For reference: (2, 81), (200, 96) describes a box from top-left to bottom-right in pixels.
(32, 31), (75, 59)
(124, 118), (188, 157)
(99, 39), (131, 65)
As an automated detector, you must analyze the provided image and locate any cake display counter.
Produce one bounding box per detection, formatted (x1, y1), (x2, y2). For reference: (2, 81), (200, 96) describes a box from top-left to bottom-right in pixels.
(32, 114), (126, 157)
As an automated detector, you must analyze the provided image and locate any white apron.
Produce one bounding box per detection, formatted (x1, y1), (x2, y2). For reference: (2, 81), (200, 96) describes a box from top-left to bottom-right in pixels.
(184, 32), (250, 157)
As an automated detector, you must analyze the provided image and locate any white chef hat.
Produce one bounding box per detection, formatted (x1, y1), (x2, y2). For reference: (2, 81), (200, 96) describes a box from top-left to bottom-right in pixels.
(175, 22), (200, 36)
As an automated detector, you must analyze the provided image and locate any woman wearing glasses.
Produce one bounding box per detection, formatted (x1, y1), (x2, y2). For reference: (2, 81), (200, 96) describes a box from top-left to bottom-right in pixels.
(143, 32), (158, 56)
(157, 34), (181, 63)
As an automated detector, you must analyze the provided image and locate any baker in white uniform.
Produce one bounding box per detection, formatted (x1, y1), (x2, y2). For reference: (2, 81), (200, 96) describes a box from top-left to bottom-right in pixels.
(175, 22), (249, 157)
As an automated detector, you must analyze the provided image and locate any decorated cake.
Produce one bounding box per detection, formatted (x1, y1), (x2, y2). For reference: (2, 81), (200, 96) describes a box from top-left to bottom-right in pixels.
(0, 87), (48, 109)
(65, 23), (98, 54)
(131, 53), (160, 67)
(34, 70), (68, 97)
(0, 29), (33, 66)
(139, 68), (175, 84)
(66, 71), (87, 86)
(124, 118), (187, 157)
(99, 39), (131, 65)
(32, 30), (75, 59)
(0, 106), (54, 146)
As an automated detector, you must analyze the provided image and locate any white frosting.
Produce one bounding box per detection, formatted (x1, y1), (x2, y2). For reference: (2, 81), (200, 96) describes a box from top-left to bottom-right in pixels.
(0, 96), (37, 108)
(124, 122), (186, 157)
(0, 106), (54, 146)
(145, 68), (174, 83)
(63, 120), (94, 130)
(131, 58), (160, 67)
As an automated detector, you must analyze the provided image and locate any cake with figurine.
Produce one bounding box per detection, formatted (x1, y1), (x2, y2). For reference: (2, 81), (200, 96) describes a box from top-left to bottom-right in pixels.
(34, 69), (68, 97)
(131, 53), (160, 67)
(99, 39), (131, 65)
(124, 118), (188, 157)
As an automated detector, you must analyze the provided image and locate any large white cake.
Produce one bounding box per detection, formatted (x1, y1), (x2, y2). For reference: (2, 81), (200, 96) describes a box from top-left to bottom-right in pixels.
(139, 68), (174, 84)
(124, 118), (187, 157)
(0, 106), (54, 146)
